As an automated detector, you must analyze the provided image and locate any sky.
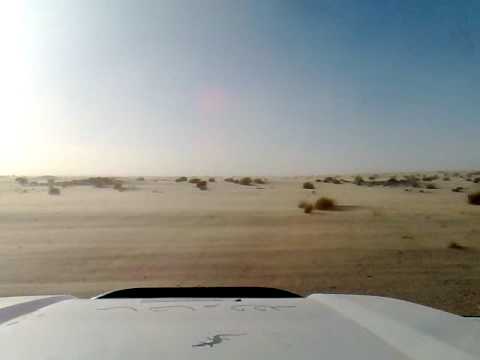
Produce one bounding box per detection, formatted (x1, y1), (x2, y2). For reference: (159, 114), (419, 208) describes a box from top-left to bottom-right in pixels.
(0, 0), (479, 176)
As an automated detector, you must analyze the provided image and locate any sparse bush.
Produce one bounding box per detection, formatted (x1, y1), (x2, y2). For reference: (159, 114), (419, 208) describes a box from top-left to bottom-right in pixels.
(196, 181), (208, 190)
(224, 177), (235, 183)
(323, 177), (335, 183)
(443, 176), (450, 181)
(298, 200), (309, 209)
(253, 178), (265, 184)
(404, 176), (420, 188)
(368, 175), (378, 180)
(15, 177), (28, 186)
(48, 187), (60, 195)
(315, 197), (336, 210)
(303, 182), (315, 189)
(136, 177), (145, 181)
(452, 187), (464, 193)
(425, 183), (438, 189)
(239, 177), (253, 186)
(422, 175), (439, 182)
(189, 178), (201, 184)
(113, 182), (124, 191)
(353, 176), (365, 186)
(467, 191), (480, 205)
(332, 178), (341, 184)
(175, 176), (188, 182)
(209, 177), (215, 182)
(474, 177), (480, 184)
(448, 241), (466, 250)
(303, 203), (314, 214)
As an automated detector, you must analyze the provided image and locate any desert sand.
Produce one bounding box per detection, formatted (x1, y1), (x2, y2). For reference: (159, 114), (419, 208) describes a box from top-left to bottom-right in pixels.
(0, 173), (479, 315)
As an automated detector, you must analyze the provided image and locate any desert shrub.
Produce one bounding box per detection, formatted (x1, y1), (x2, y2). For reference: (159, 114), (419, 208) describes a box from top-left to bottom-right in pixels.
(474, 177), (480, 183)
(208, 177), (215, 182)
(298, 200), (309, 209)
(353, 176), (365, 186)
(452, 187), (464, 193)
(89, 177), (116, 188)
(175, 176), (188, 182)
(303, 182), (315, 189)
(443, 176), (450, 181)
(136, 177), (145, 181)
(422, 174), (439, 182)
(467, 191), (480, 205)
(224, 177), (235, 183)
(15, 177), (28, 186)
(404, 176), (420, 188)
(113, 182), (124, 191)
(303, 203), (314, 214)
(315, 197), (336, 210)
(253, 178), (265, 184)
(196, 181), (208, 190)
(239, 177), (253, 186)
(448, 241), (466, 250)
(368, 174), (378, 180)
(425, 183), (438, 189)
(323, 177), (334, 183)
(332, 178), (342, 184)
(189, 178), (201, 184)
(48, 187), (60, 195)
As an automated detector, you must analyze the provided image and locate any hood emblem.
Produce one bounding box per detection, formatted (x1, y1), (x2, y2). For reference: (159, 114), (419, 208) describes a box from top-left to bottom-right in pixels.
(192, 333), (246, 348)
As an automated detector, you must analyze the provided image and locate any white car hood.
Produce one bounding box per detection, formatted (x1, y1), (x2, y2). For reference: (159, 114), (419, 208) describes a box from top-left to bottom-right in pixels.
(0, 294), (479, 360)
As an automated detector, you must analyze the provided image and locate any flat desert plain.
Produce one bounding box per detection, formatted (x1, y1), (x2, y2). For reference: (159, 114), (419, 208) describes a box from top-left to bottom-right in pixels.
(0, 174), (479, 315)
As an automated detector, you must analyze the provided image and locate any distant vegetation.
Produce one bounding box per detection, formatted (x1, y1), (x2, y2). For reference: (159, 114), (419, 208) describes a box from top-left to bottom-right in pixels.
(196, 181), (208, 190)
(353, 176), (365, 186)
(303, 182), (315, 189)
(422, 174), (439, 182)
(254, 178), (266, 184)
(15, 177), (28, 186)
(175, 176), (188, 182)
(48, 186), (60, 195)
(239, 177), (253, 186)
(209, 177), (215, 182)
(136, 177), (145, 181)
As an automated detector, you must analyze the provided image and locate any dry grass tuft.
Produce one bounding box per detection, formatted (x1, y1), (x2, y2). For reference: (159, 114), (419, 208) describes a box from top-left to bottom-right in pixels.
(467, 191), (480, 205)
(315, 197), (336, 210)
(303, 182), (315, 189)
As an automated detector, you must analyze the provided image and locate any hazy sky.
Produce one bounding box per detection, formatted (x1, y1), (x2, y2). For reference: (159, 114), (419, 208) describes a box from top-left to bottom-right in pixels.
(1, 0), (479, 176)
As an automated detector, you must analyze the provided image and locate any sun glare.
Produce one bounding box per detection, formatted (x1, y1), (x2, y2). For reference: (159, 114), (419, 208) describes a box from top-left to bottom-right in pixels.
(0, 1), (42, 171)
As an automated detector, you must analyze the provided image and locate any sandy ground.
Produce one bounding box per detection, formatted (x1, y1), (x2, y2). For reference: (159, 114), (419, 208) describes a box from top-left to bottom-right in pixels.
(0, 174), (479, 315)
